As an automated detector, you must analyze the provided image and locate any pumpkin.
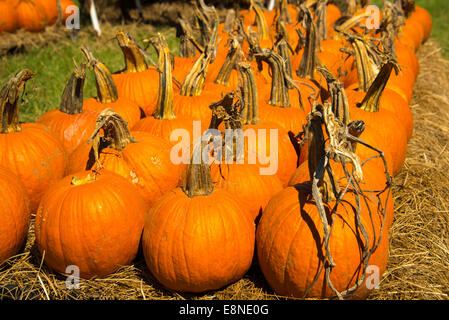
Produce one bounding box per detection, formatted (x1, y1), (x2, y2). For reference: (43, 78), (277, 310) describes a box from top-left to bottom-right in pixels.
(68, 109), (182, 208)
(410, 5), (432, 41)
(233, 62), (299, 186)
(112, 31), (160, 117)
(256, 109), (390, 299)
(81, 47), (142, 129)
(59, 0), (76, 23)
(16, 0), (48, 32)
(35, 169), (147, 279)
(0, 0), (18, 33)
(0, 70), (67, 211)
(141, 141), (255, 293)
(256, 47), (309, 133)
(347, 60), (409, 175)
(35, 0), (57, 25)
(37, 62), (100, 154)
(132, 34), (199, 143)
(0, 166), (30, 264)
(172, 22), (222, 131)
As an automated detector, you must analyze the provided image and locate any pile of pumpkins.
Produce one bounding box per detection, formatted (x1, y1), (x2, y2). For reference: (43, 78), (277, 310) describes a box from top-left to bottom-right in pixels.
(0, 0), (76, 33)
(0, 0), (432, 299)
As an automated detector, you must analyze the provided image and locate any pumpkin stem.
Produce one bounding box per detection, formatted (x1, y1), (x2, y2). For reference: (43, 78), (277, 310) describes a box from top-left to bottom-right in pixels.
(81, 46), (119, 104)
(296, 5), (318, 79)
(238, 62), (259, 125)
(317, 65), (351, 125)
(177, 17), (198, 58)
(0, 69), (35, 134)
(149, 33), (176, 120)
(208, 91), (237, 130)
(59, 61), (87, 115)
(254, 46), (291, 108)
(314, 0), (328, 43)
(180, 19), (219, 96)
(357, 58), (400, 113)
(222, 9), (237, 34)
(274, 20), (294, 86)
(86, 108), (137, 169)
(346, 35), (380, 92)
(305, 105), (338, 203)
(278, 0), (292, 24)
(183, 94), (226, 197)
(116, 31), (149, 73)
(214, 35), (244, 86)
(251, 0), (270, 41)
(208, 92), (245, 164)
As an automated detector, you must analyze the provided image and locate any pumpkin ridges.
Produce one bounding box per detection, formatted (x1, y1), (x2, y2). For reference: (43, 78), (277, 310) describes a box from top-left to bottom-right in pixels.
(35, 170), (147, 279)
(16, 0), (48, 32)
(0, 166), (30, 264)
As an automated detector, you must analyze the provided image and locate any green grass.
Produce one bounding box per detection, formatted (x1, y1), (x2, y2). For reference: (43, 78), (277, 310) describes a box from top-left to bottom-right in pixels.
(1, 1), (448, 122)
(0, 24), (179, 123)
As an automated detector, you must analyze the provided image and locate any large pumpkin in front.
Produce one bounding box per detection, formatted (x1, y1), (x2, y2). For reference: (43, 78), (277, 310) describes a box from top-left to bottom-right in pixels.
(142, 149), (255, 293)
(35, 169), (147, 279)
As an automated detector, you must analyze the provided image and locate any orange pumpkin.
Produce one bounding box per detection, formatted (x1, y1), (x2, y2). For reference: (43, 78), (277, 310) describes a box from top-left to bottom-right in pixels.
(132, 34), (200, 143)
(68, 109), (182, 208)
(142, 147), (255, 293)
(0, 0), (18, 33)
(0, 166), (30, 264)
(81, 47), (142, 129)
(257, 112), (390, 299)
(112, 31), (160, 117)
(0, 70), (67, 211)
(16, 0), (48, 32)
(35, 0), (57, 25)
(35, 169), (147, 279)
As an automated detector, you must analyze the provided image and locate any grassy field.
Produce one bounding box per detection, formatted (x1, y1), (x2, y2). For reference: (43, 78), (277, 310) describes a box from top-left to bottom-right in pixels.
(0, 0), (447, 123)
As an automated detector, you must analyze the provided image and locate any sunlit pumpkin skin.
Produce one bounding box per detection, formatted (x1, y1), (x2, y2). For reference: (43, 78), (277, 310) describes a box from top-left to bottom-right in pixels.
(346, 85), (413, 141)
(36, 0), (57, 25)
(16, 0), (48, 32)
(256, 182), (390, 299)
(0, 166), (30, 264)
(68, 112), (182, 208)
(59, 0), (76, 23)
(35, 170), (147, 279)
(38, 108), (99, 154)
(142, 187), (255, 293)
(410, 5), (432, 41)
(0, 123), (68, 211)
(210, 162), (283, 221)
(83, 96), (141, 128)
(0, 70), (67, 212)
(0, 0), (18, 33)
